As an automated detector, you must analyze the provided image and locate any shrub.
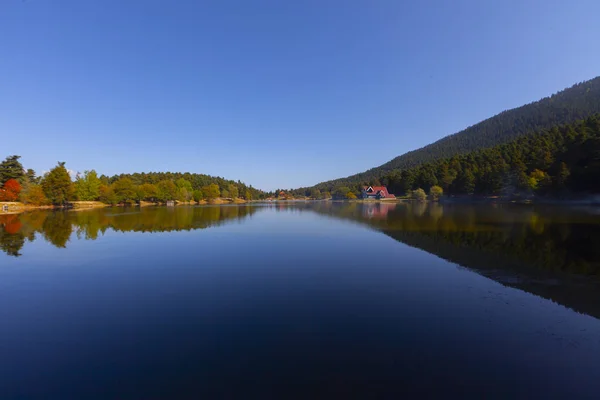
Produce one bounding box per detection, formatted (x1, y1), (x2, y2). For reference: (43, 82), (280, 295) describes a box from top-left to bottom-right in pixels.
(429, 185), (443, 201)
(412, 188), (427, 202)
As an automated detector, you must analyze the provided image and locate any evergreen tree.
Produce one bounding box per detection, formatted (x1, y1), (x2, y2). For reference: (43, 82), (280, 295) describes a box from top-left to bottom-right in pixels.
(0, 155), (25, 184)
(26, 169), (38, 184)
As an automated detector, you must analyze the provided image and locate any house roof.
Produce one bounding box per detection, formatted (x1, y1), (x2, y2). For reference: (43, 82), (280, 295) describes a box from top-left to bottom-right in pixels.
(363, 186), (388, 193)
(363, 186), (394, 198)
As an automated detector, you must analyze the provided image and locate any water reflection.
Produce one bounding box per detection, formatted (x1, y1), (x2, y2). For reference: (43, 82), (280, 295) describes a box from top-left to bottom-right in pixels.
(298, 201), (600, 277)
(299, 201), (600, 319)
(3, 202), (600, 398)
(0, 205), (261, 257)
(3, 202), (600, 291)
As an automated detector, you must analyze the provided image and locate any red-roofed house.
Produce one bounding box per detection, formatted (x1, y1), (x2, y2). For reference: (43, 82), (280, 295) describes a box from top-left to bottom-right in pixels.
(361, 186), (395, 200)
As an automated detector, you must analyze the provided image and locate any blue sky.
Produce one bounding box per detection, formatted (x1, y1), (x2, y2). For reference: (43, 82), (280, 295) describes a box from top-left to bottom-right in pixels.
(1, 0), (599, 190)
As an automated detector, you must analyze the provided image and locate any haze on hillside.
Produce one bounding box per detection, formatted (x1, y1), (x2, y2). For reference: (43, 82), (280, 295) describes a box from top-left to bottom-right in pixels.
(1, 1), (600, 190)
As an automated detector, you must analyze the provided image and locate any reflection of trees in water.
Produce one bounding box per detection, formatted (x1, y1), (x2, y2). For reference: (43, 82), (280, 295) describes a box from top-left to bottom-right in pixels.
(300, 201), (600, 319)
(304, 201), (600, 277)
(0, 205), (260, 257)
(0, 215), (26, 257)
(42, 212), (73, 248)
(3, 203), (600, 278)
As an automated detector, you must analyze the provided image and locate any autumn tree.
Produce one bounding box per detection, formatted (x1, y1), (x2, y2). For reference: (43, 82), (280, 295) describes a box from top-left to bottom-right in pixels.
(429, 185), (443, 201)
(138, 183), (159, 202)
(203, 184), (220, 200)
(0, 179), (22, 201)
(528, 169), (551, 192)
(75, 170), (101, 201)
(228, 184), (239, 199)
(412, 188), (427, 202)
(113, 177), (137, 204)
(98, 184), (117, 205)
(244, 189), (252, 201)
(41, 162), (75, 205)
(157, 180), (177, 202)
(20, 184), (49, 206)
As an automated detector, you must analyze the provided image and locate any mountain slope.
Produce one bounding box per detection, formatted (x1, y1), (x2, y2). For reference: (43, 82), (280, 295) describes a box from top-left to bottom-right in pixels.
(310, 76), (600, 190)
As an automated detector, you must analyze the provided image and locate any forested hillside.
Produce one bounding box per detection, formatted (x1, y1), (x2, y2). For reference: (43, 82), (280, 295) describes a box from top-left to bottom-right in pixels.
(307, 76), (600, 191)
(292, 114), (600, 199)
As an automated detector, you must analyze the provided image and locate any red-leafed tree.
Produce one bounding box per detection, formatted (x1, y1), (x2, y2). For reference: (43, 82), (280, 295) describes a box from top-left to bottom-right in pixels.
(0, 179), (22, 201)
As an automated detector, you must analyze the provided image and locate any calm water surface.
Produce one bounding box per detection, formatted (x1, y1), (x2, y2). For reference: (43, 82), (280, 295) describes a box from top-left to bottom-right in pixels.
(1, 203), (600, 398)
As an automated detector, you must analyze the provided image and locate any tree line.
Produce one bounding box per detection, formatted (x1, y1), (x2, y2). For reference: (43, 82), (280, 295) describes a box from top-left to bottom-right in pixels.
(291, 114), (600, 199)
(0, 158), (265, 206)
(306, 76), (600, 191)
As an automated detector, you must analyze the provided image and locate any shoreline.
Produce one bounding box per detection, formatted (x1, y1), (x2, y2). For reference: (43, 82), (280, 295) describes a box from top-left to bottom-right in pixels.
(5, 196), (598, 215)
(0, 198), (252, 214)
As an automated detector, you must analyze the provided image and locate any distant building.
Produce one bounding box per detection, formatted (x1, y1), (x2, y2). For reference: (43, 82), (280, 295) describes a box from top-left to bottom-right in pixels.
(361, 186), (396, 200)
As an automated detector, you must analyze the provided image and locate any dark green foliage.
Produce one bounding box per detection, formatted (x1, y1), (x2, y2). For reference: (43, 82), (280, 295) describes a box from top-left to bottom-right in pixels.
(293, 115), (600, 199)
(26, 169), (39, 185)
(382, 115), (600, 198)
(299, 77), (600, 193)
(332, 186), (351, 199)
(0, 155), (25, 184)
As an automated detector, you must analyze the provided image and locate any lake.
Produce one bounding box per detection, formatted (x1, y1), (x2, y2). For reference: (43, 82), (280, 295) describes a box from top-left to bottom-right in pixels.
(1, 202), (600, 398)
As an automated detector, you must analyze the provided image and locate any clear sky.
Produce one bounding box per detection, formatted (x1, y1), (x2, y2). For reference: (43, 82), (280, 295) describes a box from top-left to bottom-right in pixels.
(1, 0), (599, 190)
